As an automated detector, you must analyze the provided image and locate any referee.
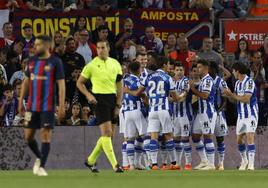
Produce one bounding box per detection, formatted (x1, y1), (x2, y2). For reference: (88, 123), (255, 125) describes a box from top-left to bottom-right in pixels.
(77, 40), (123, 173)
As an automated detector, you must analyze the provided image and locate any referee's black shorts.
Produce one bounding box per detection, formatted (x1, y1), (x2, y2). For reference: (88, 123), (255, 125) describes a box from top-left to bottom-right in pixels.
(94, 94), (117, 125)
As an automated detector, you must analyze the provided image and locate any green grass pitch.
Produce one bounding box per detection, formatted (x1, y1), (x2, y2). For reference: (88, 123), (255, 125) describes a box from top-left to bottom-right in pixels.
(1, 170), (268, 188)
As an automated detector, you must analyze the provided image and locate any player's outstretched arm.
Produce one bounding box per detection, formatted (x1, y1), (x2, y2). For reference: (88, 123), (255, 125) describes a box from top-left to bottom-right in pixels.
(57, 79), (66, 120)
(176, 91), (187, 102)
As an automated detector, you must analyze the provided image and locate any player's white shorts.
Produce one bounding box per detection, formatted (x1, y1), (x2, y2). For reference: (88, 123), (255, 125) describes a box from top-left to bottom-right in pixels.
(124, 109), (148, 138)
(147, 110), (173, 134)
(119, 108), (126, 135)
(236, 116), (258, 135)
(173, 116), (191, 137)
(193, 113), (217, 135)
(215, 112), (228, 137)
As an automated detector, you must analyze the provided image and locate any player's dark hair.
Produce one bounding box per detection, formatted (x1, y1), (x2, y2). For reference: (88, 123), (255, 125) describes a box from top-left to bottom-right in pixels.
(147, 63), (158, 71)
(128, 61), (140, 74)
(168, 58), (175, 66)
(156, 56), (169, 69)
(197, 59), (209, 67)
(191, 63), (197, 70)
(174, 61), (184, 68)
(3, 84), (13, 92)
(36, 35), (52, 43)
(232, 62), (248, 75)
(209, 61), (219, 74)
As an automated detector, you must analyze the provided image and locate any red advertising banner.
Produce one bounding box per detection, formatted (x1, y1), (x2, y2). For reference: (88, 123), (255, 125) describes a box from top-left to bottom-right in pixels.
(224, 20), (268, 52)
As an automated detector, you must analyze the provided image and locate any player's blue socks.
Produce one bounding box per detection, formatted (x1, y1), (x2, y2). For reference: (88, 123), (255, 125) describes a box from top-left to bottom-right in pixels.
(193, 138), (208, 163)
(122, 141), (129, 167)
(217, 141), (225, 165)
(143, 135), (151, 167)
(166, 139), (176, 164)
(204, 138), (215, 166)
(238, 143), (247, 161)
(175, 140), (183, 165)
(160, 142), (168, 165)
(40, 143), (50, 168)
(248, 144), (256, 166)
(28, 139), (42, 159)
(127, 140), (135, 166)
(182, 139), (192, 165)
(134, 137), (143, 167)
(149, 139), (159, 165)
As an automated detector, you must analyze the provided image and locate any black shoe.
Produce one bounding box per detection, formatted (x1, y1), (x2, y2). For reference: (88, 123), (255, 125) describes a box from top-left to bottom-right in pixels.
(114, 164), (124, 173)
(84, 162), (100, 173)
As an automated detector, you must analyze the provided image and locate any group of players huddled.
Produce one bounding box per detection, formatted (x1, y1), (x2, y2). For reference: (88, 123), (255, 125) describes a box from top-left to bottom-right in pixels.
(119, 52), (258, 171)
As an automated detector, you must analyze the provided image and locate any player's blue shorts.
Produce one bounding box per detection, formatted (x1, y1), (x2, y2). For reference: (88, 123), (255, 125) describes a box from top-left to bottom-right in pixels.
(24, 111), (55, 129)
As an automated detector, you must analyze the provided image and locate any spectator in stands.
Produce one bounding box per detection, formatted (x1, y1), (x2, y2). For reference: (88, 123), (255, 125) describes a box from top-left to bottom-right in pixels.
(234, 38), (251, 68)
(92, 0), (117, 12)
(212, 35), (223, 54)
(115, 18), (138, 61)
(250, 50), (268, 125)
(70, 16), (89, 36)
(9, 57), (26, 85)
(249, 0), (268, 17)
(77, 0), (93, 9)
(198, 37), (223, 66)
(53, 31), (65, 57)
(24, 0), (47, 11)
(0, 22), (14, 48)
(142, 0), (163, 8)
(82, 104), (93, 122)
(96, 25), (117, 58)
(45, 0), (77, 12)
(259, 35), (268, 106)
(76, 29), (97, 64)
(118, 0), (141, 9)
(162, 33), (177, 57)
(0, 49), (8, 88)
(73, 30), (80, 43)
(0, 84), (18, 127)
(62, 37), (85, 81)
(5, 39), (25, 80)
(165, 0), (188, 9)
(67, 102), (83, 126)
(91, 15), (115, 45)
(120, 38), (136, 61)
(22, 24), (35, 59)
(189, 0), (213, 8)
(169, 35), (196, 76)
(115, 18), (139, 53)
(213, 0), (249, 17)
(140, 25), (163, 54)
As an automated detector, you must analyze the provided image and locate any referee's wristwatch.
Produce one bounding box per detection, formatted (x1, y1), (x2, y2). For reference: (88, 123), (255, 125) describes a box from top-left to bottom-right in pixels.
(116, 104), (122, 109)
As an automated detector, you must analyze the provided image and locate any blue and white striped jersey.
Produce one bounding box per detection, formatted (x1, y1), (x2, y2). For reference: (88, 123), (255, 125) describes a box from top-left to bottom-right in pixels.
(198, 74), (216, 119)
(213, 76), (228, 111)
(140, 68), (149, 86)
(234, 75), (258, 119)
(123, 74), (143, 111)
(142, 69), (175, 112)
(175, 76), (193, 120)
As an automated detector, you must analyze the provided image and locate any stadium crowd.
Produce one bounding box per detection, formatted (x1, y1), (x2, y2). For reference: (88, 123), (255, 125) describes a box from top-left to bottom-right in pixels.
(0, 0), (268, 127)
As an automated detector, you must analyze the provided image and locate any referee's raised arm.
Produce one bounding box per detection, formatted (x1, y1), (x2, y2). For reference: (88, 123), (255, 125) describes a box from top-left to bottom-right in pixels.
(76, 40), (123, 173)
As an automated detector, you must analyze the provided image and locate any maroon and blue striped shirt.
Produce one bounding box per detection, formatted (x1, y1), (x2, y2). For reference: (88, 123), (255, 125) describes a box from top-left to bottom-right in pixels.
(25, 55), (65, 112)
